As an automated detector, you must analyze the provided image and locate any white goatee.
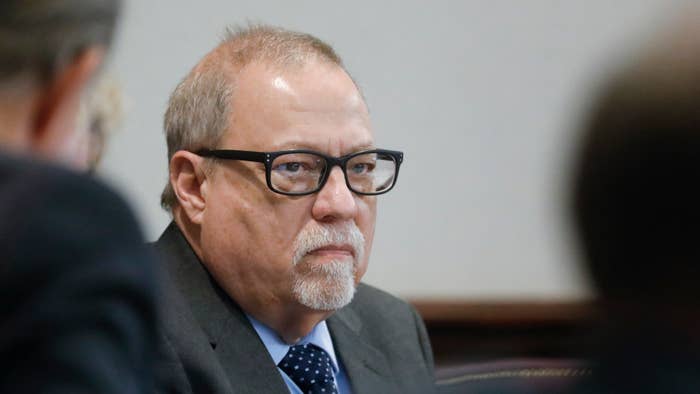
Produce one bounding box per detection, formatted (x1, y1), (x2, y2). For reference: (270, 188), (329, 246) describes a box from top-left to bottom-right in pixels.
(291, 222), (365, 311)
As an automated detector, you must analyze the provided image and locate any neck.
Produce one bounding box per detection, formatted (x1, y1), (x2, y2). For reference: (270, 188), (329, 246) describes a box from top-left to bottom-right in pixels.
(251, 303), (333, 344)
(173, 208), (205, 260)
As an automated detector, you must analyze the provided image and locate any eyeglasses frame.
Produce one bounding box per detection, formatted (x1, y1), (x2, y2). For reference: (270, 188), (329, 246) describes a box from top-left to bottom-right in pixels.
(194, 148), (404, 196)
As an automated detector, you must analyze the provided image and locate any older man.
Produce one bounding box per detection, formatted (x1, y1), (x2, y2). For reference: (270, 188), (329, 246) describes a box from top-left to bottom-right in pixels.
(0, 0), (156, 392)
(155, 25), (435, 394)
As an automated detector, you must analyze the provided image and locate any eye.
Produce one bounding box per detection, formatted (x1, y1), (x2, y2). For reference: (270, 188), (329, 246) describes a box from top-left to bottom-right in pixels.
(277, 162), (303, 173)
(350, 162), (375, 174)
(271, 154), (323, 177)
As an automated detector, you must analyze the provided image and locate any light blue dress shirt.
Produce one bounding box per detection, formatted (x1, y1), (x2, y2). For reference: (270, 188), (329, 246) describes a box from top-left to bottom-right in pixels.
(247, 315), (352, 394)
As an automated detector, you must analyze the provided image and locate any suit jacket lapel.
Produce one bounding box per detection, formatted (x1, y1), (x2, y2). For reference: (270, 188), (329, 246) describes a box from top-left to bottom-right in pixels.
(211, 303), (290, 394)
(158, 223), (289, 394)
(328, 305), (399, 394)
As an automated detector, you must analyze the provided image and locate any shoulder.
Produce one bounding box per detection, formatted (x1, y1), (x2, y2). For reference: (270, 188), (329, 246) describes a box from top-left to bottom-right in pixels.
(334, 283), (436, 392)
(0, 155), (140, 223)
(0, 154), (157, 392)
(0, 154), (144, 249)
(343, 282), (428, 351)
(0, 154), (153, 298)
(351, 282), (420, 320)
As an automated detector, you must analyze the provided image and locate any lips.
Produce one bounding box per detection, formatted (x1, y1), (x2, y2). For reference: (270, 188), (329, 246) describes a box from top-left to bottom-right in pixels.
(308, 244), (355, 258)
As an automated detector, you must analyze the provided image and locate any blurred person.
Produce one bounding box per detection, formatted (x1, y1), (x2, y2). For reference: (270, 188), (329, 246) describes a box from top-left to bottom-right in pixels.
(570, 10), (700, 394)
(154, 25), (435, 394)
(0, 1), (156, 392)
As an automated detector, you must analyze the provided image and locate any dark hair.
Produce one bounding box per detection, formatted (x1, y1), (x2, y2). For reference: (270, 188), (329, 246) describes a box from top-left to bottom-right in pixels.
(0, 0), (121, 82)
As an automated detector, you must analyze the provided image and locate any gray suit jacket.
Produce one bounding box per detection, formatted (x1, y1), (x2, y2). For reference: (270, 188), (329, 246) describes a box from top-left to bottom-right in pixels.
(154, 222), (435, 394)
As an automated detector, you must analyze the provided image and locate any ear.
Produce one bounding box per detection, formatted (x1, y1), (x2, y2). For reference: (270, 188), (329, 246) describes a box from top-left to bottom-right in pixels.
(170, 150), (209, 224)
(31, 46), (105, 163)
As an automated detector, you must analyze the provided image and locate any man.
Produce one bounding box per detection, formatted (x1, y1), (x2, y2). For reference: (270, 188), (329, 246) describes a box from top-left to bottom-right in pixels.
(155, 25), (435, 394)
(0, 1), (156, 392)
(570, 12), (700, 394)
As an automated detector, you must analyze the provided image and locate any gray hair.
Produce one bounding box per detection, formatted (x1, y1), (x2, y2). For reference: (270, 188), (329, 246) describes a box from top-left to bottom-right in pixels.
(0, 0), (121, 83)
(160, 24), (346, 211)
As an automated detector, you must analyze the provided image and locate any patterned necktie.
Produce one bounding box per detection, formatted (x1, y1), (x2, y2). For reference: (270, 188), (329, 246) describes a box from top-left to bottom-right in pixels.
(278, 343), (339, 394)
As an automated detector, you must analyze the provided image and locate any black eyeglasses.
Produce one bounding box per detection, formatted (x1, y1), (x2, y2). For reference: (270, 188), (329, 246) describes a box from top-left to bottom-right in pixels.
(194, 148), (403, 196)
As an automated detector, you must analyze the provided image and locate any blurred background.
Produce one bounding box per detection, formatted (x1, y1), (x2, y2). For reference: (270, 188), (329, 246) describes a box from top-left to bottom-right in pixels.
(99, 0), (690, 302)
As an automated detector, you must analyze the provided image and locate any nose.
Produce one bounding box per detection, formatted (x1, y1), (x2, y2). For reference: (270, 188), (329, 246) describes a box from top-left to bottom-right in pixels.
(311, 166), (358, 222)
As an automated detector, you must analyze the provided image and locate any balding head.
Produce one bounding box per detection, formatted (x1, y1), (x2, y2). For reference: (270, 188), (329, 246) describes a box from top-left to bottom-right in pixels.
(161, 25), (350, 210)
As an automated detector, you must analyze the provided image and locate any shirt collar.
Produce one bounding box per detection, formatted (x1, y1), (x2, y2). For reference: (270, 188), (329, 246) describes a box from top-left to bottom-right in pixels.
(246, 314), (339, 373)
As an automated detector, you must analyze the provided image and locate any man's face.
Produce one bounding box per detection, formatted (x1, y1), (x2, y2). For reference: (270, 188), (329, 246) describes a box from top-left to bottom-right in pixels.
(198, 61), (376, 316)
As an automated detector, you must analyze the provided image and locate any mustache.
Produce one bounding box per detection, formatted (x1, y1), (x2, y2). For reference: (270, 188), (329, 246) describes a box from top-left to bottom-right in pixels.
(293, 222), (365, 266)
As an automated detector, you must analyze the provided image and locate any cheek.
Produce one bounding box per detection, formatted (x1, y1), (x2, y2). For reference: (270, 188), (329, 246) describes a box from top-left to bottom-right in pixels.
(204, 179), (313, 268)
(355, 197), (377, 280)
(200, 181), (261, 266)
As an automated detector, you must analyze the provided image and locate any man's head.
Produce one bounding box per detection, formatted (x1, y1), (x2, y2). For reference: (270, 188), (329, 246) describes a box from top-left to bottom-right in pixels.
(0, 0), (120, 168)
(571, 15), (700, 309)
(164, 26), (399, 338)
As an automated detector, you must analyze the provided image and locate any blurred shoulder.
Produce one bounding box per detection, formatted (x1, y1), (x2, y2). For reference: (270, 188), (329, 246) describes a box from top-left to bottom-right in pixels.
(0, 153), (148, 274)
(0, 152), (125, 202)
(0, 152), (142, 237)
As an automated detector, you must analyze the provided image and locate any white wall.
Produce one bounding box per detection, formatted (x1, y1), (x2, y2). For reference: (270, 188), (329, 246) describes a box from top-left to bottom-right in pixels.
(100, 0), (689, 300)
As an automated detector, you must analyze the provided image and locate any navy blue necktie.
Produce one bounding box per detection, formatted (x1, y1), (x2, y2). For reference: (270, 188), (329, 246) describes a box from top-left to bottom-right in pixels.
(278, 343), (339, 394)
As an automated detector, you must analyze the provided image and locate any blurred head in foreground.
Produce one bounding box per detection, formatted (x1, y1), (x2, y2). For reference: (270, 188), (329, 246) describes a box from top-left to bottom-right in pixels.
(571, 11), (700, 316)
(0, 0), (120, 169)
(568, 12), (700, 394)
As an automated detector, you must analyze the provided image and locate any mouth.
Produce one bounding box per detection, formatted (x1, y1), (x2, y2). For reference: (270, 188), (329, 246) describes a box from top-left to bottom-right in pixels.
(307, 244), (355, 259)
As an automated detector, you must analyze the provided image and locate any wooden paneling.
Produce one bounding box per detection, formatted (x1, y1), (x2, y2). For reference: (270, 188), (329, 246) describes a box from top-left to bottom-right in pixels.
(410, 300), (599, 367)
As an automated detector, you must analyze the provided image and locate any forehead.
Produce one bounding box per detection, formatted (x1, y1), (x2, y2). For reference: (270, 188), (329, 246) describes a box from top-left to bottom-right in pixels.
(223, 61), (373, 153)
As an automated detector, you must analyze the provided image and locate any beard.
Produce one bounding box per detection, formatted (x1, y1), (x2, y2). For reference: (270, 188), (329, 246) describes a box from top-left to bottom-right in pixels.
(291, 221), (365, 311)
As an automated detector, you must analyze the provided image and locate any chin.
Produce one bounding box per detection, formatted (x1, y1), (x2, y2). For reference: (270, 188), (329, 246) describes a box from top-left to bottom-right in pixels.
(292, 259), (357, 311)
